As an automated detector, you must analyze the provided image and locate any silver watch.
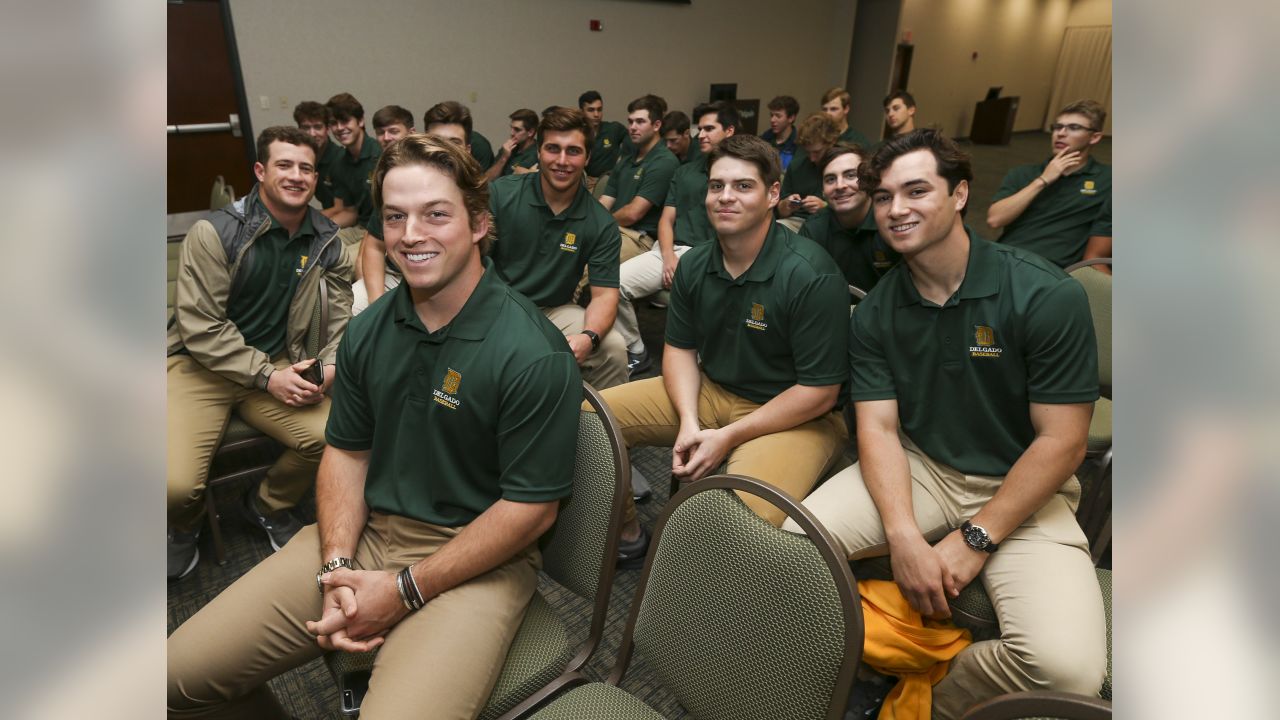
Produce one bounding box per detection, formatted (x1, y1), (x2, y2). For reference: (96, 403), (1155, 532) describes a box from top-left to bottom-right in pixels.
(316, 557), (354, 593)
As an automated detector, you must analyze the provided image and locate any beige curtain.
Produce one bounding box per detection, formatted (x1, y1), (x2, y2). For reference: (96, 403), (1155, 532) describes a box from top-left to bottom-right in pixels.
(1046, 25), (1112, 135)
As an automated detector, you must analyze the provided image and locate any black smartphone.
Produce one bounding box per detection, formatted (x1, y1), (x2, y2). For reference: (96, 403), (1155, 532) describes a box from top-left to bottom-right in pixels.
(789, 197), (803, 206)
(301, 360), (324, 387)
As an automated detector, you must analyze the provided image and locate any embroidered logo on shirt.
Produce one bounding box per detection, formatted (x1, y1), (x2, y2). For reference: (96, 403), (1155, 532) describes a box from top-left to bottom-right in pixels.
(296, 255), (308, 276)
(603, 138), (612, 147)
(970, 325), (1004, 358)
(559, 232), (579, 253)
(633, 167), (644, 180)
(1080, 180), (1097, 196)
(745, 303), (768, 331)
(434, 368), (463, 409)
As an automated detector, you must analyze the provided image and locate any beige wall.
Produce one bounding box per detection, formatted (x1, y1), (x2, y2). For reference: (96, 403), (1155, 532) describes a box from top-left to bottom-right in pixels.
(898, 0), (1077, 137)
(226, 0), (855, 144)
(1066, 0), (1112, 26)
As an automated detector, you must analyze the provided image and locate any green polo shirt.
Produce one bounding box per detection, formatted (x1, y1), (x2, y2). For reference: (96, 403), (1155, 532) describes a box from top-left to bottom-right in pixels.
(469, 131), (495, 170)
(604, 143), (679, 236)
(799, 207), (900, 296)
(1091, 195), (1111, 238)
(226, 211), (314, 357)
(330, 134), (382, 227)
(325, 260), (580, 526)
(992, 155), (1112, 268)
(488, 173), (621, 306)
(779, 153), (822, 220)
(839, 126), (872, 148)
(314, 141), (345, 209)
(679, 141), (704, 166)
(663, 160), (715, 248)
(501, 142), (539, 176)
(849, 231), (1099, 476)
(586, 121), (628, 177)
(666, 222), (849, 404)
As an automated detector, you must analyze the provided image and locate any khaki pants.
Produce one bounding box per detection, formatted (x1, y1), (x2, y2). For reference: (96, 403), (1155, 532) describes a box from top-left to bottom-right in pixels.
(599, 375), (847, 527)
(352, 270), (402, 315)
(615, 243), (694, 354)
(167, 515), (541, 720)
(166, 354), (328, 531)
(785, 435), (1107, 719)
(542, 304), (629, 390)
(574, 227), (651, 303)
(777, 216), (805, 233)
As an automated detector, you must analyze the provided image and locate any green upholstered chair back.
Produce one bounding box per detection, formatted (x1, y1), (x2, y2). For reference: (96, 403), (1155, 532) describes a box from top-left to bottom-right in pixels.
(1068, 261), (1112, 397)
(620, 475), (861, 720)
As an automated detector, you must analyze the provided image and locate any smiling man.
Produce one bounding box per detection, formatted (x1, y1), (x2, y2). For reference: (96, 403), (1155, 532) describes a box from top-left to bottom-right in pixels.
(166, 126), (353, 580)
(349, 105), (416, 310)
(168, 134), (581, 719)
(579, 90), (629, 192)
(777, 112), (841, 229)
(324, 92), (382, 234)
(488, 107), (629, 389)
(600, 94), (680, 264)
(986, 99), (1112, 267)
(799, 143), (899, 296)
(791, 129), (1105, 718)
(293, 100), (343, 210)
(599, 134), (849, 566)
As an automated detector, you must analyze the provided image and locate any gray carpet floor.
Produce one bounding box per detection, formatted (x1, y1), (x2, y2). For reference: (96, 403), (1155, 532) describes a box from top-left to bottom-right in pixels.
(166, 130), (1111, 718)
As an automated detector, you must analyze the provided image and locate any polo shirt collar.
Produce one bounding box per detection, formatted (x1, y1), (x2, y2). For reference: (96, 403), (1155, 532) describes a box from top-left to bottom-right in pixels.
(707, 221), (786, 284)
(348, 134), (377, 164)
(265, 205), (315, 242)
(391, 257), (506, 341)
(895, 226), (999, 307)
(527, 172), (591, 220)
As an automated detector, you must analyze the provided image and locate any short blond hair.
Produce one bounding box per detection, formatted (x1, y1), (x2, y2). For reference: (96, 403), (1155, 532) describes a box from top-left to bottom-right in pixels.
(371, 133), (494, 255)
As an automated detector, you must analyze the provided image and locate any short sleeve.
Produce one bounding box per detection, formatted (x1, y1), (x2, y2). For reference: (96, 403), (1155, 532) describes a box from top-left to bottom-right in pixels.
(496, 353), (581, 502)
(1088, 195), (1112, 237)
(637, 156), (677, 206)
(663, 254), (699, 349)
(324, 331), (375, 450)
(847, 300), (897, 402)
(604, 165), (621, 198)
(664, 170), (680, 208)
(991, 165), (1036, 203)
(1024, 278), (1100, 404)
(787, 273), (850, 386)
(365, 211), (383, 241)
(587, 217), (622, 288)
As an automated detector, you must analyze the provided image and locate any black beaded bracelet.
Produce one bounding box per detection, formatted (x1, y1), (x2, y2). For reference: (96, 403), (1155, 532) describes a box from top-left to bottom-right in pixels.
(397, 566), (425, 611)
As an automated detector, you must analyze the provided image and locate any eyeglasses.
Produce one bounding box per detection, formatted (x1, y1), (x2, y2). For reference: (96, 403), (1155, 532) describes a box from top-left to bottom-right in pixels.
(1050, 123), (1096, 133)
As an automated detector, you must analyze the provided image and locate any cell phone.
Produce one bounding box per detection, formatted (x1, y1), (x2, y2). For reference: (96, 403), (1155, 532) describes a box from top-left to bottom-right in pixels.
(301, 360), (324, 387)
(790, 197), (803, 206)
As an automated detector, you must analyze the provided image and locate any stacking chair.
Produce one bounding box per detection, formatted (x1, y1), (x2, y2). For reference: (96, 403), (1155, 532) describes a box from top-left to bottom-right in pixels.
(959, 690), (1112, 719)
(209, 175), (235, 210)
(848, 283), (868, 301)
(324, 381), (631, 719)
(1066, 257), (1113, 563)
(506, 474), (863, 720)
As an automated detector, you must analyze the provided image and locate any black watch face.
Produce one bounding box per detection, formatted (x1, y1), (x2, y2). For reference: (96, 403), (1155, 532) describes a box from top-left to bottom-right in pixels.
(963, 524), (988, 549)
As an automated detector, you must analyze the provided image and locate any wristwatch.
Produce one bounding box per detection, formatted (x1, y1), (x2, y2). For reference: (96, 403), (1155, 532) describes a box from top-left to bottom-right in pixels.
(316, 556), (355, 593)
(581, 329), (601, 351)
(960, 521), (998, 553)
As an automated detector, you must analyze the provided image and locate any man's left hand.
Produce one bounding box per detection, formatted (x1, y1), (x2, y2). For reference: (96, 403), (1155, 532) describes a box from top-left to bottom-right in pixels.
(932, 530), (989, 597)
(317, 568), (411, 642)
(672, 427), (734, 482)
(566, 333), (593, 364)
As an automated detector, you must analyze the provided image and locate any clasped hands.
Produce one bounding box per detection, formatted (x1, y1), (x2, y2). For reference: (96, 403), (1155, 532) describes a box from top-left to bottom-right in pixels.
(889, 530), (990, 620)
(671, 421), (735, 484)
(305, 568), (412, 653)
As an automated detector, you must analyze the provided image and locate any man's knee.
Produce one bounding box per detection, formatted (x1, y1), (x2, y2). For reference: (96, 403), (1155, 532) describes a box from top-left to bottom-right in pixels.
(1003, 633), (1107, 696)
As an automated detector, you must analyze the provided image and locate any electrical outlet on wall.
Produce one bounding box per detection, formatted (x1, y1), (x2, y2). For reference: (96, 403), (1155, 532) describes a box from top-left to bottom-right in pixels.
(259, 95), (270, 110)
(279, 96), (289, 109)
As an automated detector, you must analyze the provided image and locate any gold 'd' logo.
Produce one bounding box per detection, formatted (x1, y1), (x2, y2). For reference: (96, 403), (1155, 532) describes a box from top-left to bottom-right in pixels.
(296, 255), (308, 276)
(564, 232), (577, 246)
(443, 368), (461, 395)
(1080, 179), (1098, 196)
(1083, 180), (1095, 191)
(603, 138), (612, 147)
(974, 326), (995, 347)
(751, 303), (765, 322)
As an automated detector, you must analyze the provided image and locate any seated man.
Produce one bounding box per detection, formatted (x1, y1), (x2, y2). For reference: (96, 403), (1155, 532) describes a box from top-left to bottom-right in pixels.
(324, 93), (382, 235)
(355, 101), (473, 314)
(579, 89), (629, 191)
(760, 95), (800, 170)
(349, 105), (415, 291)
(614, 101), (740, 377)
(662, 111), (703, 166)
(293, 100), (343, 210)
(488, 107), (629, 389)
(883, 90), (917, 138)
(799, 143), (900, 296)
(777, 113), (840, 230)
(486, 108), (539, 180)
(601, 135), (849, 564)
(600, 94), (680, 264)
(167, 134), (581, 718)
(986, 99), (1112, 268)
(821, 86), (871, 147)
(791, 130), (1105, 718)
(166, 126), (353, 580)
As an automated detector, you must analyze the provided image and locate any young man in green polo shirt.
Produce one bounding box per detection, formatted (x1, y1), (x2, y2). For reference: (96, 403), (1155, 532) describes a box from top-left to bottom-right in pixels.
(580, 89), (629, 191)
(790, 130), (1105, 718)
(293, 100), (343, 209)
(485, 108), (539, 180)
(662, 111), (703, 166)
(324, 92), (382, 238)
(488, 107), (629, 389)
(799, 143), (900, 296)
(166, 126), (353, 580)
(883, 90), (917, 138)
(601, 94), (680, 265)
(761, 95), (800, 170)
(600, 134), (849, 565)
(355, 102), (474, 315)
(987, 99), (1112, 268)
(168, 134), (582, 718)
(821, 86), (872, 147)
(777, 112), (840, 230)
(615, 101), (740, 376)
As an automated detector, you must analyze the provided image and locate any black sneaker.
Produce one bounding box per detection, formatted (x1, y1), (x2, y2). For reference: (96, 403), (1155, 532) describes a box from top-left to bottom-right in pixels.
(616, 525), (650, 570)
(626, 349), (652, 377)
(168, 527), (200, 581)
(241, 489), (303, 551)
(631, 465), (653, 503)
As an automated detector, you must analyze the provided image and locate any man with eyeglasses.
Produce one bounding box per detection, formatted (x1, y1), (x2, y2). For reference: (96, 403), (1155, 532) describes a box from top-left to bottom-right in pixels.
(986, 100), (1111, 268)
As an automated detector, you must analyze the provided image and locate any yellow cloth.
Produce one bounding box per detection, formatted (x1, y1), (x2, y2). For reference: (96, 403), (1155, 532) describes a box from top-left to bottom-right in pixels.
(858, 579), (973, 720)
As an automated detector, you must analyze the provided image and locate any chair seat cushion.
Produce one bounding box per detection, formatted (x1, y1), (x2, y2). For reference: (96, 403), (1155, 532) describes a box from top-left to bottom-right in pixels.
(1088, 397), (1111, 453)
(530, 682), (668, 720)
(223, 415), (267, 443)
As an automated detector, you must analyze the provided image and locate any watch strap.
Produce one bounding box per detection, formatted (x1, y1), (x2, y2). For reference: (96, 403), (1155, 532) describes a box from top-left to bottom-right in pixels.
(581, 329), (601, 350)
